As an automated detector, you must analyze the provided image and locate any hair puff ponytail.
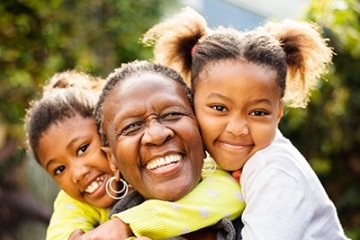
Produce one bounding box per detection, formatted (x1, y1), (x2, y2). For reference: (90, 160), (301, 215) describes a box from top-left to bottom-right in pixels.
(142, 7), (208, 85)
(263, 19), (333, 107)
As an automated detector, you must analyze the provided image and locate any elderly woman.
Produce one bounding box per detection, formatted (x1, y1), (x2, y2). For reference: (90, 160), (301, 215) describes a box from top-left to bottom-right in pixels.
(75, 61), (244, 239)
(27, 67), (242, 240)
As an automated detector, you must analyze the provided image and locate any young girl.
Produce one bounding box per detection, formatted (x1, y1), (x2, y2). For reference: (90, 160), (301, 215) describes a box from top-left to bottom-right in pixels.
(25, 70), (244, 239)
(143, 7), (349, 239)
(25, 71), (116, 239)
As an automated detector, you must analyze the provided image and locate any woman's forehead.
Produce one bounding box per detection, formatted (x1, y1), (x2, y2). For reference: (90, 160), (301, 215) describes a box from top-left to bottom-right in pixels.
(103, 73), (190, 118)
(109, 73), (183, 101)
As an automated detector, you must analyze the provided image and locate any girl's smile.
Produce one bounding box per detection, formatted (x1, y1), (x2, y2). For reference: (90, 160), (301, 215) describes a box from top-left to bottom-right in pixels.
(38, 115), (115, 208)
(194, 60), (284, 171)
(216, 139), (254, 152)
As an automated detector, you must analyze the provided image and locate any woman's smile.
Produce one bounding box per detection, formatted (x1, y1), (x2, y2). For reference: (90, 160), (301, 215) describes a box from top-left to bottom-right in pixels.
(146, 154), (182, 170)
(102, 69), (205, 201)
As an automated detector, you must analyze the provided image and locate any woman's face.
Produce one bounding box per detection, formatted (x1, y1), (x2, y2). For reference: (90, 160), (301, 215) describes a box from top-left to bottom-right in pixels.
(102, 73), (205, 201)
(37, 115), (115, 208)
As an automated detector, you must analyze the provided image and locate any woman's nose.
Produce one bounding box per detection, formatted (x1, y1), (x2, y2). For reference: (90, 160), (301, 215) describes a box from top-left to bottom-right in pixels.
(225, 116), (249, 136)
(141, 119), (174, 145)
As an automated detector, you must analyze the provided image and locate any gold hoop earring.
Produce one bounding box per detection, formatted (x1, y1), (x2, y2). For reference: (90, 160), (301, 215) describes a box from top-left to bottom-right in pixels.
(105, 176), (129, 200)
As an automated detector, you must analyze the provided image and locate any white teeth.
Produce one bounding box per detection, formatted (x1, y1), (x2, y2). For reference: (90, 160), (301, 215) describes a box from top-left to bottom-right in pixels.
(85, 175), (105, 194)
(85, 181), (99, 194)
(146, 154), (182, 170)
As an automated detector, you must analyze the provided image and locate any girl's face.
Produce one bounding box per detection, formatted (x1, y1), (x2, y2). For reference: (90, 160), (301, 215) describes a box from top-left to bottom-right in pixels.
(102, 73), (204, 201)
(194, 61), (284, 171)
(37, 114), (115, 208)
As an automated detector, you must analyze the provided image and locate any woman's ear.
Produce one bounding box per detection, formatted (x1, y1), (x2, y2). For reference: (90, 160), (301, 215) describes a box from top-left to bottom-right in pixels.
(101, 146), (118, 174)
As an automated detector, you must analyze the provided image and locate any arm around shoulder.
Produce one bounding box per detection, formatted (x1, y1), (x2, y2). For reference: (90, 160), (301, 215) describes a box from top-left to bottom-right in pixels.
(112, 168), (244, 239)
(46, 190), (109, 240)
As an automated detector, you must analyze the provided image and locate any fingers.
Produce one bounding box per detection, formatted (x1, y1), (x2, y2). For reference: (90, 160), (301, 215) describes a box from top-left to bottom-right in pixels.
(68, 229), (86, 240)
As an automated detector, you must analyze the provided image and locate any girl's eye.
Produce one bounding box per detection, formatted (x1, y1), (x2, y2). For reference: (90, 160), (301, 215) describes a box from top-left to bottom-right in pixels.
(54, 165), (65, 176)
(121, 121), (144, 136)
(77, 144), (89, 156)
(250, 110), (268, 116)
(211, 105), (227, 112)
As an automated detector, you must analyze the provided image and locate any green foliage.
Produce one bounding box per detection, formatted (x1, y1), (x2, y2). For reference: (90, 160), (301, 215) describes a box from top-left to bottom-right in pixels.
(0, 0), (176, 166)
(280, 0), (360, 236)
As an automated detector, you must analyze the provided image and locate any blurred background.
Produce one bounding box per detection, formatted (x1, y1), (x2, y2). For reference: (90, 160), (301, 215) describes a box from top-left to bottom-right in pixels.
(0, 0), (359, 239)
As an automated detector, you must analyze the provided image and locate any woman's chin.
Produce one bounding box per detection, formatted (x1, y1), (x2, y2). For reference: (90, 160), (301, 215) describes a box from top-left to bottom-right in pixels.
(152, 179), (198, 201)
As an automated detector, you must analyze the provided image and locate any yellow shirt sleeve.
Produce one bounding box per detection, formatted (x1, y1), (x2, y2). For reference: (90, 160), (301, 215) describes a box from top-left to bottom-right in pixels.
(112, 162), (244, 239)
(46, 190), (109, 240)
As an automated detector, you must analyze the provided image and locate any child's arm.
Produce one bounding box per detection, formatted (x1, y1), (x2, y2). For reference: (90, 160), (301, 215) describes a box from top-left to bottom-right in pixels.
(68, 218), (133, 240)
(112, 167), (245, 239)
(46, 190), (109, 240)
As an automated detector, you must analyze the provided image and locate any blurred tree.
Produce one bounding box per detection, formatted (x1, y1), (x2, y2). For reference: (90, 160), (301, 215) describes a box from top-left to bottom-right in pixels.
(0, 0), (178, 238)
(280, 0), (360, 238)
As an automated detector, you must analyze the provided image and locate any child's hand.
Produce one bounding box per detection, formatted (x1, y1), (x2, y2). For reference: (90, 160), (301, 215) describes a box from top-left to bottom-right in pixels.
(231, 170), (242, 182)
(68, 229), (86, 239)
(76, 218), (132, 239)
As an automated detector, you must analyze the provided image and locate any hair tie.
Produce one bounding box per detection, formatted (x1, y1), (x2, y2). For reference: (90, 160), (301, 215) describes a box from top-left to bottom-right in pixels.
(191, 44), (197, 56)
